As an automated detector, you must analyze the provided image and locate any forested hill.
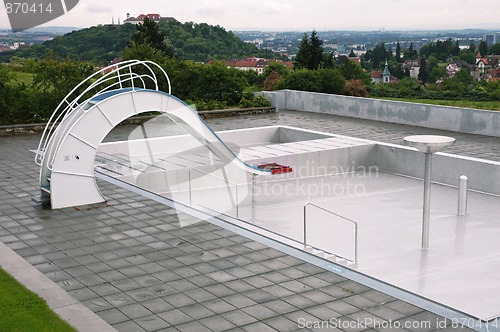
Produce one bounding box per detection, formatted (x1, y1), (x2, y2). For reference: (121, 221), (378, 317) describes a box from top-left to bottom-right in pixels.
(12, 24), (137, 65)
(160, 21), (277, 62)
(9, 21), (277, 65)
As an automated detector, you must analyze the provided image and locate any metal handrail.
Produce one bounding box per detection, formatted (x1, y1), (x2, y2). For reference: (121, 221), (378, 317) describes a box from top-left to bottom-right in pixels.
(188, 167), (240, 218)
(303, 202), (358, 263)
(35, 60), (171, 169)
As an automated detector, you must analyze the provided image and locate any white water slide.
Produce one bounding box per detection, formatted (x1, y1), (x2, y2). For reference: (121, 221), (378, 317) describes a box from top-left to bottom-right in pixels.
(34, 60), (272, 209)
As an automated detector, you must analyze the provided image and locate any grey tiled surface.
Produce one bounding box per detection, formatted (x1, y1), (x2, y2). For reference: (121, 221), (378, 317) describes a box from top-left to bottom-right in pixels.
(0, 110), (486, 331)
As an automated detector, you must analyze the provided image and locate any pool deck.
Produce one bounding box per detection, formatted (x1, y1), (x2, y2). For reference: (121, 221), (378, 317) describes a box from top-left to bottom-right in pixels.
(3, 110), (498, 331)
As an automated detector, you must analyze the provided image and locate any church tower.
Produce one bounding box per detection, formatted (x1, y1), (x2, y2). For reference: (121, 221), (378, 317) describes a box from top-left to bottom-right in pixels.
(382, 59), (391, 83)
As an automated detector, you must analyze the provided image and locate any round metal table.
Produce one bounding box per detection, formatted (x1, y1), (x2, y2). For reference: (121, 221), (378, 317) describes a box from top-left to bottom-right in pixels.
(404, 135), (456, 250)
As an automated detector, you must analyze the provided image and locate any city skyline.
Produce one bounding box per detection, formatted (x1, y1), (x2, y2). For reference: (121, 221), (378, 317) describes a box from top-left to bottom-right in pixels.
(1, 0), (500, 32)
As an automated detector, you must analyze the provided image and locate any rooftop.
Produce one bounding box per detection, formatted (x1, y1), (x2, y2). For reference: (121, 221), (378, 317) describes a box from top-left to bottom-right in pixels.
(3, 109), (498, 331)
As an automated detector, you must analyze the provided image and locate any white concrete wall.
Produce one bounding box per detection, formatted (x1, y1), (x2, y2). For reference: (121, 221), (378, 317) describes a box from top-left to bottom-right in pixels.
(376, 143), (500, 196)
(262, 90), (500, 138)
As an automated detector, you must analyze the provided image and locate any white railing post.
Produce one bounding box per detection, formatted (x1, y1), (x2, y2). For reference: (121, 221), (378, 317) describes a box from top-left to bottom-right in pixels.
(458, 175), (468, 216)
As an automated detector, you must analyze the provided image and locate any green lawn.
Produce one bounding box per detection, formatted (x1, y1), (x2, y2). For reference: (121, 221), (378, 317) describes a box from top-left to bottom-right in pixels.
(377, 97), (500, 112)
(0, 267), (76, 332)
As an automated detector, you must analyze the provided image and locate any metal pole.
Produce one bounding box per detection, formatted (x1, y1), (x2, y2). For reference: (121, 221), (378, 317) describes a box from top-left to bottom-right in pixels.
(252, 174), (256, 203)
(303, 204), (307, 247)
(422, 153), (433, 250)
(458, 175), (468, 216)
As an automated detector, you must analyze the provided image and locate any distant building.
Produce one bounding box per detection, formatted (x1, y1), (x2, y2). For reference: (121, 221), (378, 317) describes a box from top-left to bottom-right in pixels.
(486, 34), (496, 46)
(210, 57), (293, 75)
(485, 33), (500, 46)
(123, 13), (178, 25)
(487, 68), (500, 81)
(371, 60), (397, 84)
(476, 51), (489, 77)
(446, 63), (460, 77)
(403, 59), (420, 80)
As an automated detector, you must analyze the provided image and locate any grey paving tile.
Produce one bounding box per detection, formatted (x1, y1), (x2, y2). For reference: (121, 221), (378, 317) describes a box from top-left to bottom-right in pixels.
(112, 320), (147, 332)
(76, 274), (107, 287)
(262, 285), (296, 298)
(157, 309), (192, 326)
(263, 316), (299, 332)
(104, 293), (137, 308)
(111, 278), (143, 292)
(386, 300), (425, 316)
(69, 287), (100, 302)
(199, 315), (236, 332)
(127, 289), (158, 302)
(222, 294), (258, 309)
(222, 309), (259, 326)
(241, 321), (277, 332)
(135, 315), (170, 332)
(361, 290), (397, 305)
(203, 298), (237, 315)
(3, 115), (494, 332)
(97, 308), (130, 325)
(242, 304), (278, 320)
(163, 293), (197, 308)
(241, 289), (276, 304)
(367, 305), (407, 321)
(179, 303), (215, 320)
(119, 303), (154, 320)
(176, 321), (211, 332)
(141, 298), (174, 314)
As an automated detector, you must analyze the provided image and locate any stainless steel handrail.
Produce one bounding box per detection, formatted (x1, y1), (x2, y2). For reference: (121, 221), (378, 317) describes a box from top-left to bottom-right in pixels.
(304, 202), (358, 263)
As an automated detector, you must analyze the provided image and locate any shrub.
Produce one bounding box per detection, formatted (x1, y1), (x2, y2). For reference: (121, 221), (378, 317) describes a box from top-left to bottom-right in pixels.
(345, 80), (368, 97)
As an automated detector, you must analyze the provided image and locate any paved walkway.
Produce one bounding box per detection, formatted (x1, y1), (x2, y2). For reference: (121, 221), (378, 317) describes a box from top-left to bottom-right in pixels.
(1, 110), (490, 331)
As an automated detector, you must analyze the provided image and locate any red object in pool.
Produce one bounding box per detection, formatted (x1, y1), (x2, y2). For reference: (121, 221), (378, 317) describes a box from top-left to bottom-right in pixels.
(257, 163), (293, 175)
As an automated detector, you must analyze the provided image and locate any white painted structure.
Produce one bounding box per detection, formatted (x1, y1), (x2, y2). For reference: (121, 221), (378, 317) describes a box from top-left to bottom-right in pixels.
(34, 60), (270, 209)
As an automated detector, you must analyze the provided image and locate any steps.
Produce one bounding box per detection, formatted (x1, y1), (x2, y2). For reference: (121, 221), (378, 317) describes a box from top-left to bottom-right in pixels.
(304, 245), (358, 269)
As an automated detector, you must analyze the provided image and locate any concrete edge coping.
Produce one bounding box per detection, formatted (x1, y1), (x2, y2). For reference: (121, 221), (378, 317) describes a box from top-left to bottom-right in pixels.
(0, 107), (276, 136)
(0, 241), (117, 332)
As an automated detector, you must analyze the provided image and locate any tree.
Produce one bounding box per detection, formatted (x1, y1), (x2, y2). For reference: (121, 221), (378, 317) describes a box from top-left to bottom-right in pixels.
(404, 42), (418, 60)
(293, 30), (328, 70)
(263, 71), (282, 91)
(294, 33), (311, 70)
(344, 79), (368, 97)
(429, 66), (447, 83)
(479, 40), (488, 57)
(455, 68), (474, 86)
(490, 43), (500, 55)
(339, 59), (371, 84)
(262, 62), (289, 79)
(309, 30), (324, 70)
(418, 57), (429, 83)
(281, 68), (345, 94)
(395, 42), (401, 63)
(131, 17), (173, 56)
(349, 49), (356, 58)
(363, 43), (389, 69)
(452, 41), (461, 56)
(468, 42), (476, 53)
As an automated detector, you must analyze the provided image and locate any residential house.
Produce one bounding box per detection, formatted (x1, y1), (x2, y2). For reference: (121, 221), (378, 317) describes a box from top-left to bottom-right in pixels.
(446, 63), (460, 78)
(214, 58), (293, 75)
(486, 68), (500, 81)
(475, 51), (489, 79)
(403, 59), (420, 80)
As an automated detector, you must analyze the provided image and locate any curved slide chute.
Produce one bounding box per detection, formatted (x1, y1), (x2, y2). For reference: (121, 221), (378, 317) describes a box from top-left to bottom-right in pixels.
(34, 60), (271, 209)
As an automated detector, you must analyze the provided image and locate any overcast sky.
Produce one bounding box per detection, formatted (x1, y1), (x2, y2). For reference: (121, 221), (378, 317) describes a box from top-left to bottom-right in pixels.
(1, 0), (500, 31)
